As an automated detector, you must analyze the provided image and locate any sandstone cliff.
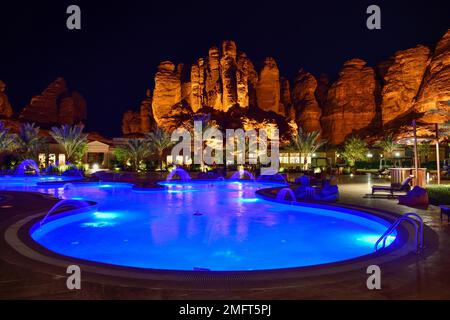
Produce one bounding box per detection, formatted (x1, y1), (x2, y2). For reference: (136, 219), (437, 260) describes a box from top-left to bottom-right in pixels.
(147, 41), (288, 132)
(0, 80), (13, 118)
(321, 59), (379, 145)
(152, 61), (182, 127)
(414, 29), (450, 124)
(19, 77), (86, 126)
(220, 41), (238, 111)
(256, 57), (283, 115)
(122, 32), (450, 144)
(292, 70), (322, 133)
(121, 89), (156, 135)
(122, 110), (142, 135)
(380, 45), (430, 125)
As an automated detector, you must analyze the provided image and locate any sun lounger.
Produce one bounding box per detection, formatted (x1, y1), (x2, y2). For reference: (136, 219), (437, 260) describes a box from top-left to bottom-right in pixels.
(371, 177), (412, 195)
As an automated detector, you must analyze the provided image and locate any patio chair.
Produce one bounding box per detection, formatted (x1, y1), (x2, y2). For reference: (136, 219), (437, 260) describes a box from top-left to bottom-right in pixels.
(371, 176), (412, 195)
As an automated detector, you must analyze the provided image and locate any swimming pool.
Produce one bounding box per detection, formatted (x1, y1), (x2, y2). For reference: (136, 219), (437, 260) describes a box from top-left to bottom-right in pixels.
(1, 177), (397, 271)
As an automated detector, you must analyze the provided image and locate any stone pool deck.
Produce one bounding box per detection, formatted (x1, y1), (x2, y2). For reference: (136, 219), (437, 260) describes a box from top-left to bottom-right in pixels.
(0, 175), (449, 299)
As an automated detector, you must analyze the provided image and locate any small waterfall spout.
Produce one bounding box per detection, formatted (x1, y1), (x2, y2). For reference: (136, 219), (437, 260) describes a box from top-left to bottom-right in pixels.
(275, 188), (296, 202)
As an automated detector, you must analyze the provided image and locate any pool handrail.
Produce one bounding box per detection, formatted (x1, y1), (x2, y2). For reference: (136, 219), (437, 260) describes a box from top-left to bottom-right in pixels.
(375, 212), (424, 254)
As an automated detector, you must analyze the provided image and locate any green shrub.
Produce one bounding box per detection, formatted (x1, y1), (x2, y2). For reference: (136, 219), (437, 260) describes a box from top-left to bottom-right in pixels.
(426, 185), (450, 205)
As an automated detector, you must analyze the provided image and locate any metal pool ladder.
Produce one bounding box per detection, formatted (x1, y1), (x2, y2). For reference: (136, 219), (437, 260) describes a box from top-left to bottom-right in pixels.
(375, 213), (424, 254)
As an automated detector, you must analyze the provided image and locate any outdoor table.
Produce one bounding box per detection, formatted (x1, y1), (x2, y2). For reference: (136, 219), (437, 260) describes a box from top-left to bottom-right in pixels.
(440, 205), (450, 222)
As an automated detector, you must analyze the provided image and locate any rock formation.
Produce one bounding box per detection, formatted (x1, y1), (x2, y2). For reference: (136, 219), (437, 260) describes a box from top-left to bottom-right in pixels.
(124, 31), (450, 144)
(321, 59), (378, 145)
(152, 61), (182, 127)
(316, 74), (330, 108)
(146, 41), (287, 131)
(140, 89), (154, 132)
(122, 110), (142, 135)
(190, 59), (205, 112)
(414, 29), (450, 124)
(280, 77), (292, 119)
(256, 57), (283, 115)
(205, 47), (222, 110)
(292, 70), (322, 133)
(58, 91), (87, 125)
(20, 77), (86, 126)
(380, 45), (430, 125)
(121, 89), (156, 135)
(220, 40), (238, 111)
(0, 80), (13, 118)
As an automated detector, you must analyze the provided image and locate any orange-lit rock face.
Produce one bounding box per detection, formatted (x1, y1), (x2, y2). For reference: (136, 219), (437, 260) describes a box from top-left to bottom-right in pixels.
(220, 40), (238, 111)
(0, 80), (13, 118)
(140, 89), (154, 133)
(152, 61), (182, 127)
(20, 77), (86, 126)
(122, 32), (450, 141)
(292, 70), (322, 133)
(20, 78), (66, 124)
(58, 91), (87, 125)
(381, 45), (430, 125)
(414, 29), (450, 124)
(205, 47), (222, 110)
(237, 53), (257, 109)
(122, 110), (142, 135)
(321, 59), (378, 145)
(280, 77), (292, 118)
(150, 40), (284, 126)
(256, 57), (282, 115)
(191, 59), (205, 112)
(316, 74), (329, 108)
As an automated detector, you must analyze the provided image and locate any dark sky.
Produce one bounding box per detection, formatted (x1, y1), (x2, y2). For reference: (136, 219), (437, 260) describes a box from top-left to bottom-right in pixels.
(1, 0), (449, 137)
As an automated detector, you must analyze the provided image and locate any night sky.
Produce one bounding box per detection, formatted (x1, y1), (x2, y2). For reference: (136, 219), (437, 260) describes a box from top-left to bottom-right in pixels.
(1, 0), (449, 137)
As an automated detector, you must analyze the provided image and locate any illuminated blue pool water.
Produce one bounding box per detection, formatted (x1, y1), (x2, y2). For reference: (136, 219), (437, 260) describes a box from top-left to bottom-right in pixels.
(1, 178), (396, 271)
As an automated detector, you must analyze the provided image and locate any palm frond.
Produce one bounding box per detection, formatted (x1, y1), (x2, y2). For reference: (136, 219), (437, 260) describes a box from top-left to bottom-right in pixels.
(50, 124), (88, 162)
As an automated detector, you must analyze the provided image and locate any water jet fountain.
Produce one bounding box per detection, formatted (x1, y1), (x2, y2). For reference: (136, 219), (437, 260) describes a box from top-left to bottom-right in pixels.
(275, 188), (297, 202)
(166, 167), (191, 182)
(40, 199), (93, 227)
(15, 159), (40, 176)
(230, 170), (255, 181)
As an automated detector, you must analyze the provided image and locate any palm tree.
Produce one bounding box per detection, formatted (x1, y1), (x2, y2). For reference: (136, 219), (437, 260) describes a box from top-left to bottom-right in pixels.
(290, 128), (327, 170)
(341, 136), (369, 168)
(116, 138), (151, 172)
(0, 121), (17, 153)
(16, 123), (46, 161)
(50, 124), (88, 163)
(375, 134), (397, 158)
(144, 127), (174, 170)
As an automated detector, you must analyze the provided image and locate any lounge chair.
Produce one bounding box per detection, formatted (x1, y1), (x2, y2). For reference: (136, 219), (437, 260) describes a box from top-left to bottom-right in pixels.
(371, 177), (412, 195)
